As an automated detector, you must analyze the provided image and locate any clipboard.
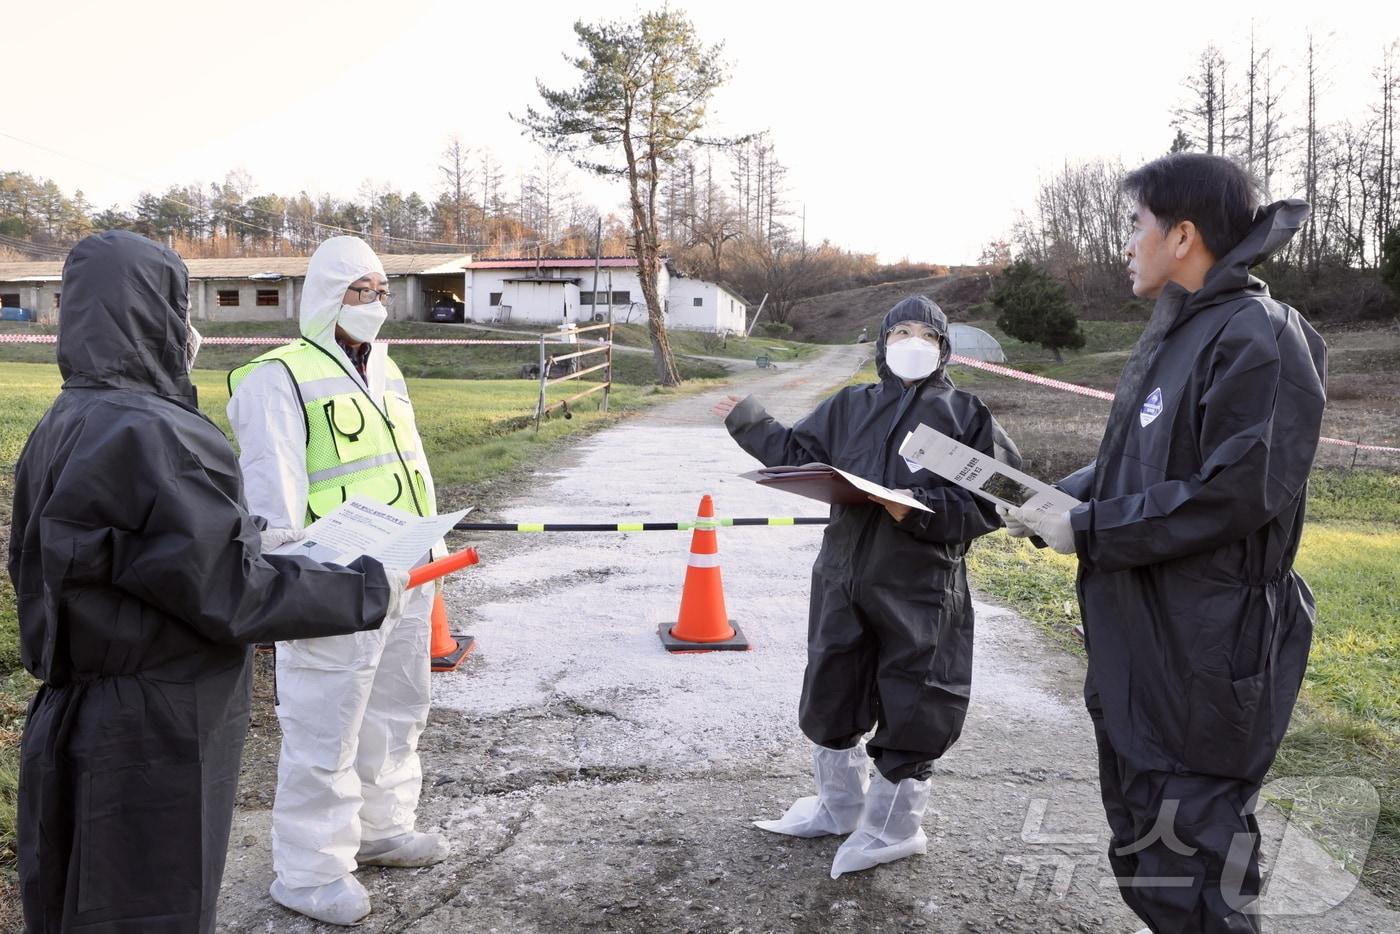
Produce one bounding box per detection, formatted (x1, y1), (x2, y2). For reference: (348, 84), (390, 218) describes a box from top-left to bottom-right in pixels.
(740, 463), (932, 513)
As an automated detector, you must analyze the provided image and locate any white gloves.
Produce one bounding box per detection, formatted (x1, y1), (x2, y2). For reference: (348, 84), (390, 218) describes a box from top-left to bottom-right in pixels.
(1023, 508), (1077, 555)
(259, 527), (306, 552)
(996, 505), (1035, 539)
(385, 569), (411, 621)
(999, 505), (1077, 556)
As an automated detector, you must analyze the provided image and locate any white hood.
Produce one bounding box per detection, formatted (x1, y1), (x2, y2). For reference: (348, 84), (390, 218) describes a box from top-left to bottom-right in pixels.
(300, 236), (388, 398)
(301, 236), (385, 345)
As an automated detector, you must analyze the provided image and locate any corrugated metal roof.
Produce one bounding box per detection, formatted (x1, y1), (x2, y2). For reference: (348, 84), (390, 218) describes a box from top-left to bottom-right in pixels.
(0, 254), (471, 282)
(380, 255), (472, 276)
(188, 258), (312, 279)
(467, 257), (641, 270)
(0, 261), (62, 280)
(186, 254), (470, 278)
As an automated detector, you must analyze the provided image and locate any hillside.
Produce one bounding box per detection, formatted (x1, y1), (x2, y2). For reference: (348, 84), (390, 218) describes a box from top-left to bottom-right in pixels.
(783, 273), (998, 344)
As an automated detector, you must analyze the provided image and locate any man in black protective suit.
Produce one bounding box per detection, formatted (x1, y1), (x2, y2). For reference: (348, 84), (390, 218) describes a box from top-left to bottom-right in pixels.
(1008, 154), (1327, 933)
(8, 230), (413, 933)
(714, 295), (1018, 879)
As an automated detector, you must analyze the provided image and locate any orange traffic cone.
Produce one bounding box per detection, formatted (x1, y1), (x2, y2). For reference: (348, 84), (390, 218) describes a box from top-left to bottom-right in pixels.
(658, 494), (750, 652)
(430, 591), (476, 672)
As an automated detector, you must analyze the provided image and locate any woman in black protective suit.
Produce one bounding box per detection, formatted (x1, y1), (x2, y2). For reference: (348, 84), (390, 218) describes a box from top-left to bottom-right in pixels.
(8, 231), (409, 933)
(715, 295), (1017, 879)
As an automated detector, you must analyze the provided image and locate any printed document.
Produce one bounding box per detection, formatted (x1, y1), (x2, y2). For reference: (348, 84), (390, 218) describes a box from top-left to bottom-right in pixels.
(898, 425), (1081, 516)
(271, 494), (470, 570)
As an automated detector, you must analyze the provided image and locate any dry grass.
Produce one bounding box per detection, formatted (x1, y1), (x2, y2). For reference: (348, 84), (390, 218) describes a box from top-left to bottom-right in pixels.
(953, 373), (1107, 483)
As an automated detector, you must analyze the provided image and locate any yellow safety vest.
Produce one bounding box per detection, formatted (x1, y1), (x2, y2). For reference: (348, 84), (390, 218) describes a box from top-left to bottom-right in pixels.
(229, 340), (434, 523)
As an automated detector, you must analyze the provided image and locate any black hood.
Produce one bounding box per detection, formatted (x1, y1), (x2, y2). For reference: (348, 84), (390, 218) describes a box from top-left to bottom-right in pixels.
(1188, 199), (1310, 312)
(875, 295), (951, 383)
(57, 230), (196, 404)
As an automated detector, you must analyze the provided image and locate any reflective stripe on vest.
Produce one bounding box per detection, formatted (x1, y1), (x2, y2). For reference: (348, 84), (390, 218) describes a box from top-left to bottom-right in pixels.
(229, 340), (433, 523)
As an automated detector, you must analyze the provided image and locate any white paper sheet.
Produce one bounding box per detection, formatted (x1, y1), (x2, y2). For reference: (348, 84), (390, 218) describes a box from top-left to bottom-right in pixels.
(271, 495), (470, 570)
(898, 425), (1082, 516)
(740, 463), (932, 513)
(828, 466), (932, 512)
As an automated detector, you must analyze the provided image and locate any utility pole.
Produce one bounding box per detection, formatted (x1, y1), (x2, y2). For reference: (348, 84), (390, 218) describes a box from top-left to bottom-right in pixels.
(592, 217), (602, 321)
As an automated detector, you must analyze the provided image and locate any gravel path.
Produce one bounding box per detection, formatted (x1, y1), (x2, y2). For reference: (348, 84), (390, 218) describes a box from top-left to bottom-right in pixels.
(217, 345), (1398, 933)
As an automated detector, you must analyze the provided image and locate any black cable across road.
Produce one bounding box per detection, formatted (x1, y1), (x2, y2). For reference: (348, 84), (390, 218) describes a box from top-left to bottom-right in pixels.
(452, 517), (830, 533)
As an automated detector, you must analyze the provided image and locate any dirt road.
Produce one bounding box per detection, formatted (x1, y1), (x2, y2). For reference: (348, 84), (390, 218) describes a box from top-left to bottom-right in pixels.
(216, 345), (1398, 933)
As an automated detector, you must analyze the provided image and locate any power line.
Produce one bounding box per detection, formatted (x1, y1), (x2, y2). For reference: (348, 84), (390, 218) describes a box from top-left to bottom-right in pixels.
(0, 232), (70, 258)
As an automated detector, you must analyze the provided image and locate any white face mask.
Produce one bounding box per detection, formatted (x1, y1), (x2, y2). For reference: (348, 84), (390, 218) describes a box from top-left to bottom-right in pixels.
(885, 338), (942, 381)
(184, 323), (202, 372)
(339, 300), (387, 343)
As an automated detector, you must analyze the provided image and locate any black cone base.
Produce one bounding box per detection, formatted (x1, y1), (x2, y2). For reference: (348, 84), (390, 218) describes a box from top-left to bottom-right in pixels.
(657, 621), (750, 653)
(431, 634), (477, 672)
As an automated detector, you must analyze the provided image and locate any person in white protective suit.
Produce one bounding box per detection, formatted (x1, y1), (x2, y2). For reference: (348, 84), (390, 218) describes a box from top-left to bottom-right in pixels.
(226, 236), (447, 926)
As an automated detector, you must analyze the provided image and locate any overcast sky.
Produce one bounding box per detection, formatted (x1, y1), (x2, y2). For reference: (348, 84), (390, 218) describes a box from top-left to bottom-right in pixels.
(3, 0), (1397, 262)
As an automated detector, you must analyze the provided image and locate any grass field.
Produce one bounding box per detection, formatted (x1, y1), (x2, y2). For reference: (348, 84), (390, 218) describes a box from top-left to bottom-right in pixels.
(0, 317), (818, 384)
(607, 322), (821, 363)
(0, 320), (731, 385)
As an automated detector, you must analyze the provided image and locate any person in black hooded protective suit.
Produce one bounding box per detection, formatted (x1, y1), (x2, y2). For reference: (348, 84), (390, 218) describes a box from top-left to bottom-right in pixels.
(1008, 154), (1327, 933)
(715, 295), (1018, 879)
(7, 231), (411, 933)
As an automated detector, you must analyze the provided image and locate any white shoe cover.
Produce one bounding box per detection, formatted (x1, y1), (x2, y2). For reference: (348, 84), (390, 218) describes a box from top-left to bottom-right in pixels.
(356, 831), (450, 867)
(830, 773), (931, 879)
(270, 875), (371, 926)
(754, 744), (870, 838)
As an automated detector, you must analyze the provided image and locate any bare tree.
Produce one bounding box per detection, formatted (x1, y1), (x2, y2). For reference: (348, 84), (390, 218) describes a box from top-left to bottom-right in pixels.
(1176, 45), (1229, 154)
(1014, 160), (1131, 305)
(478, 148), (506, 242)
(523, 152), (570, 245)
(1373, 42), (1399, 253)
(685, 154), (742, 278)
(1244, 25), (1260, 174)
(1259, 48), (1288, 199)
(438, 136), (475, 244)
(1303, 32), (1322, 274)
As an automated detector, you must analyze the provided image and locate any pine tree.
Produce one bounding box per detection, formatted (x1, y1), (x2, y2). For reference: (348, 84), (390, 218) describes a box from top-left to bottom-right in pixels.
(991, 260), (1086, 363)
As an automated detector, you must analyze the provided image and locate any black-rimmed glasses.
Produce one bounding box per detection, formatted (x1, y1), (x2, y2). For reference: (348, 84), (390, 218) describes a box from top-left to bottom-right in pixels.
(348, 286), (393, 306)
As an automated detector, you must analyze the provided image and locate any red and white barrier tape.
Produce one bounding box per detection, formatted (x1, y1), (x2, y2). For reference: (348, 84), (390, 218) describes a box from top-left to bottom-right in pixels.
(0, 334), (581, 348)
(949, 354), (1115, 401)
(2, 334), (1394, 454)
(949, 353), (1400, 454)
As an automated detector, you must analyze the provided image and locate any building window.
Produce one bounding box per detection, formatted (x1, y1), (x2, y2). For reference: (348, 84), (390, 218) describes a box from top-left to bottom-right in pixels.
(256, 289), (279, 307)
(489, 292), (503, 306)
(53, 293), (61, 310)
(581, 290), (633, 305)
(0, 293), (18, 308)
(217, 289), (240, 307)
(692, 296), (703, 307)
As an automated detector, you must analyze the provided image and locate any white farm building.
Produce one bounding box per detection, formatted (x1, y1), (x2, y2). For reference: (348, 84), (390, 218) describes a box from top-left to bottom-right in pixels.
(464, 256), (747, 334)
(0, 252), (749, 334)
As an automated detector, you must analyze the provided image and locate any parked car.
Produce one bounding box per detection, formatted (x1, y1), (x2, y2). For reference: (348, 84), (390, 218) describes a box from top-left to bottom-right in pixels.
(429, 298), (465, 323)
(0, 306), (35, 322)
